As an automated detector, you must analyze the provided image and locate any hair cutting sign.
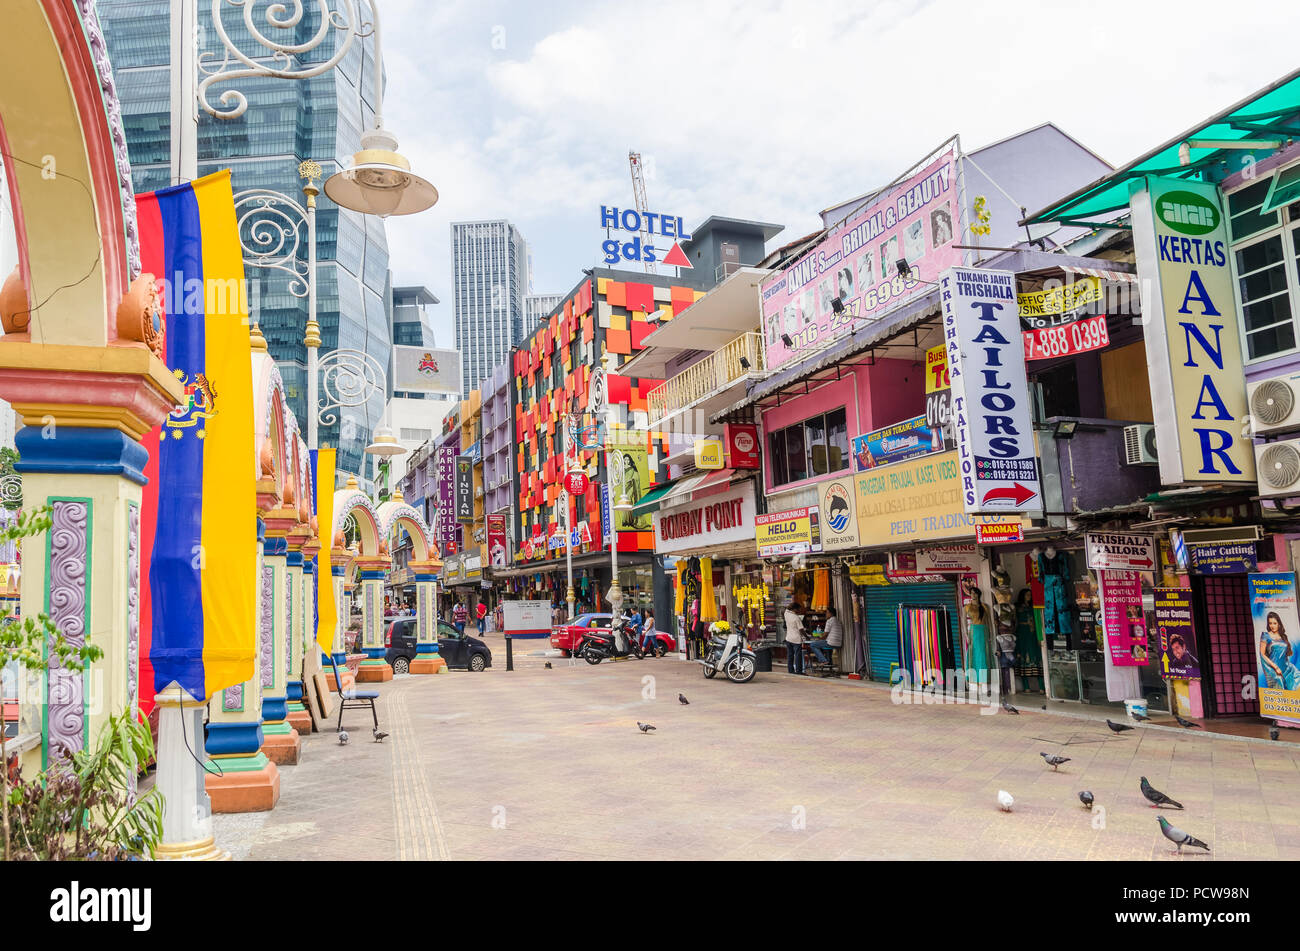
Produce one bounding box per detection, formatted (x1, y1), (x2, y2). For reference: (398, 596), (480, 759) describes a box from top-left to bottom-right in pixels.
(940, 267), (1041, 514)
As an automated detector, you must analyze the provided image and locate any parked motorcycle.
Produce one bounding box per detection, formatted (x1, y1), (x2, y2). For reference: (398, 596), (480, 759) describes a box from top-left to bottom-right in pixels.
(697, 622), (756, 683)
(577, 618), (644, 664)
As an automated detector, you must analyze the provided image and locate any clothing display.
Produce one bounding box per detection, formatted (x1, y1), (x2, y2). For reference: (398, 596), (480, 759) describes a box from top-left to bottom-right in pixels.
(1014, 598), (1038, 666)
(898, 605), (954, 686)
(1037, 549), (1074, 647)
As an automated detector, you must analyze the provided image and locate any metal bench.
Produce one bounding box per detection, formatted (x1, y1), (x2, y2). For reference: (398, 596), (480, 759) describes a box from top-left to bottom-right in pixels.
(327, 655), (380, 734)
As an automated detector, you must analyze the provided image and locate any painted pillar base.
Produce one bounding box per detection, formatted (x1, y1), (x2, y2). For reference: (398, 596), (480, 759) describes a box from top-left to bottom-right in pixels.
(153, 836), (232, 861)
(356, 661), (393, 683)
(286, 703), (313, 736)
(410, 656), (447, 675)
(205, 754), (281, 813)
(259, 722), (301, 766)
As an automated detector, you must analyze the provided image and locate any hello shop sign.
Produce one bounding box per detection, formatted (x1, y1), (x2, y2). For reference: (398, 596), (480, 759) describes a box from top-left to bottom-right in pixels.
(653, 483), (756, 555)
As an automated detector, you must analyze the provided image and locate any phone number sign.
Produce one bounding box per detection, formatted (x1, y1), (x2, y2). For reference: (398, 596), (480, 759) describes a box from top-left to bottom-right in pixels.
(1023, 313), (1110, 362)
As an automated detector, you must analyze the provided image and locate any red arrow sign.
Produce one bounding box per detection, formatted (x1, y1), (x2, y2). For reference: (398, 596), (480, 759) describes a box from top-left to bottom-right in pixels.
(980, 483), (1037, 507)
(662, 242), (693, 269)
(1131, 557), (1153, 569)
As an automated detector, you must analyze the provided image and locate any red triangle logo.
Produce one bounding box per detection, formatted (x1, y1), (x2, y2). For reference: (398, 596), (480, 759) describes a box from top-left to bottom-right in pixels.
(661, 241), (693, 269)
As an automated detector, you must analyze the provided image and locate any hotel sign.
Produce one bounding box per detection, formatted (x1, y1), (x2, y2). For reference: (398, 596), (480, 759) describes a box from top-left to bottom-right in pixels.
(1131, 176), (1254, 485)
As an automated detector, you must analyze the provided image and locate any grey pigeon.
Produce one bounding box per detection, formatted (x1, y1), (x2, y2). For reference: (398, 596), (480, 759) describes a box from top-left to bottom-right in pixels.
(1001, 701), (1019, 715)
(1140, 776), (1183, 809)
(338, 730), (349, 746)
(373, 729), (388, 743)
(1040, 752), (1070, 771)
(1106, 718), (1134, 734)
(679, 694), (689, 705)
(1131, 711), (1151, 722)
(1271, 726), (1281, 741)
(1157, 816), (1210, 854)
(1079, 790), (1094, 810)
(637, 722), (656, 733)
(1174, 715), (1202, 729)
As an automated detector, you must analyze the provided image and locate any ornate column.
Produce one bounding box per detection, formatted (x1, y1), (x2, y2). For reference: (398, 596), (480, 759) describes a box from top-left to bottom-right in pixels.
(409, 561), (446, 675)
(301, 531), (324, 694)
(204, 516), (280, 812)
(356, 556), (393, 682)
(259, 507), (299, 765)
(325, 551), (350, 691)
(284, 521), (312, 736)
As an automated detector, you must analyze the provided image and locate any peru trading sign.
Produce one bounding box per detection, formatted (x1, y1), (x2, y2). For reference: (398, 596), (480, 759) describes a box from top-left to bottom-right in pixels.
(1131, 177), (1254, 485)
(940, 266), (1041, 514)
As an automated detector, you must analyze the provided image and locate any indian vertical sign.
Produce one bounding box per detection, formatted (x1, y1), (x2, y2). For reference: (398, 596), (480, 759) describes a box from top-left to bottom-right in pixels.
(1131, 177), (1254, 485)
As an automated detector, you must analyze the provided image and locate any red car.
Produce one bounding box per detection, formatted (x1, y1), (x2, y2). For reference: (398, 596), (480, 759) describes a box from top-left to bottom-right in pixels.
(551, 612), (675, 657)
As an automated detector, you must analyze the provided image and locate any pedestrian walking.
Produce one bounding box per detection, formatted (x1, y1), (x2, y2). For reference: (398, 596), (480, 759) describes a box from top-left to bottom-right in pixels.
(453, 601), (467, 634)
(476, 600), (487, 635)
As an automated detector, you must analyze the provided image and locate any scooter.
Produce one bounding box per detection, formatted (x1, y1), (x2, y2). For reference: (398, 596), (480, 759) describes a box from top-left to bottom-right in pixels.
(698, 625), (757, 683)
(577, 617), (644, 665)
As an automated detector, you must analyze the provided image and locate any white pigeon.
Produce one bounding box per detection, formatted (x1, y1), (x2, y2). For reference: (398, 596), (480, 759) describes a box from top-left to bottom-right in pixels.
(997, 790), (1014, 812)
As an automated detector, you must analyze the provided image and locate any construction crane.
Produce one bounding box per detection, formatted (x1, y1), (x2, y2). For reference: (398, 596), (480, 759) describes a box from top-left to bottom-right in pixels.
(628, 151), (654, 274)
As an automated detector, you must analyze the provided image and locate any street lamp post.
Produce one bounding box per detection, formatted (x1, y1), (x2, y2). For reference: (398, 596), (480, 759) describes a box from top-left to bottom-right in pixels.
(603, 353), (626, 626)
(563, 417), (575, 622)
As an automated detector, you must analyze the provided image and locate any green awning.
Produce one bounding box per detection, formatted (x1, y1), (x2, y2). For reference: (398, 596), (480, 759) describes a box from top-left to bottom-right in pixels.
(1022, 68), (1300, 228)
(630, 480), (677, 517)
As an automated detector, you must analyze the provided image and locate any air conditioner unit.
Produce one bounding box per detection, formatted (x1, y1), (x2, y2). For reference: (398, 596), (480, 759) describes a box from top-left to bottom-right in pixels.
(1255, 437), (1300, 497)
(1123, 424), (1158, 466)
(1247, 372), (1300, 435)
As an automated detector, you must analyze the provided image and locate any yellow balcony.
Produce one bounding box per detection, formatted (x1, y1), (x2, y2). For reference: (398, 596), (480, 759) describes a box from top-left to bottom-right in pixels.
(646, 332), (764, 425)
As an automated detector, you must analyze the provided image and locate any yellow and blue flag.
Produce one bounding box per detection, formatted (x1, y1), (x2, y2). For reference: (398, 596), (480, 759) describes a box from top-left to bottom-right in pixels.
(313, 447), (336, 657)
(138, 170), (256, 708)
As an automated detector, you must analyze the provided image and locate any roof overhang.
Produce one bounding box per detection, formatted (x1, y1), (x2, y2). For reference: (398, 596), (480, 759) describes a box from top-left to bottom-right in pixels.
(1022, 68), (1300, 228)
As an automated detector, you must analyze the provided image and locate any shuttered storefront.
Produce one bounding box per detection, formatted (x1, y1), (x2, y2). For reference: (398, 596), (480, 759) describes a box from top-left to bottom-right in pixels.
(863, 582), (962, 682)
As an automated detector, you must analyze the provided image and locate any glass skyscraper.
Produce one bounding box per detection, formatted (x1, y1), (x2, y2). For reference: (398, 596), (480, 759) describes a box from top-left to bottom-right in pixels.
(451, 220), (528, 398)
(100, 0), (391, 477)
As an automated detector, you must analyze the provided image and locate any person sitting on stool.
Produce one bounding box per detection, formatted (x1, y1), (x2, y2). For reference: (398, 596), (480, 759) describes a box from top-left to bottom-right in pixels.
(808, 606), (843, 665)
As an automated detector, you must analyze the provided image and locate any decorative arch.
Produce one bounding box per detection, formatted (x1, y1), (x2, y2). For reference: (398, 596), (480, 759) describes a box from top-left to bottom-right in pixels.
(376, 495), (435, 564)
(0, 0), (139, 347)
(332, 481), (381, 557)
(252, 352), (290, 497)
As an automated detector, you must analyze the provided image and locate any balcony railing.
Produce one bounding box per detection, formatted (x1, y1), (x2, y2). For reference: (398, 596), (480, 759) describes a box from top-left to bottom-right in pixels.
(647, 332), (764, 424)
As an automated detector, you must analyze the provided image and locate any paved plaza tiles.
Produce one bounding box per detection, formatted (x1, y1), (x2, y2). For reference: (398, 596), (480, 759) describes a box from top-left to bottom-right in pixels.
(214, 644), (1300, 861)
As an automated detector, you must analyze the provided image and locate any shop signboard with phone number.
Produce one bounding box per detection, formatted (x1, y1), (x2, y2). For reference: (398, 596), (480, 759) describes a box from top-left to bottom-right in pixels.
(1022, 313), (1110, 362)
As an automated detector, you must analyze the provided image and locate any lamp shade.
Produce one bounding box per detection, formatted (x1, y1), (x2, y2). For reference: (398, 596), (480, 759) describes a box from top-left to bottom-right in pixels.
(324, 128), (438, 217)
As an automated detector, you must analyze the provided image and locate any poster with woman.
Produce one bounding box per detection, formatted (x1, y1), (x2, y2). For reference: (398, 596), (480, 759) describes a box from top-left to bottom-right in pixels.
(610, 446), (652, 532)
(1250, 572), (1300, 720)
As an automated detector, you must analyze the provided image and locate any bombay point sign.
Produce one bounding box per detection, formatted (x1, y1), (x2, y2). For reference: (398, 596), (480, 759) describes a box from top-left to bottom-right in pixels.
(1131, 176), (1254, 485)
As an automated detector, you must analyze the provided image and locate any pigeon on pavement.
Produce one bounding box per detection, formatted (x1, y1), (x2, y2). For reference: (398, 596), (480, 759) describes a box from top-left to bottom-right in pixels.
(637, 722), (656, 733)
(1079, 790), (1095, 810)
(544, 661), (552, 669)
(679, 694), (689, 705)
(1140, 776), (1183, 809)
(373, 729), (388, 743)
(1002, 701), (1019, 715)
(997, 790), (1014, 812)
(1106, 718), (1134, 734)
(1174, 715), (1202, 729)
(1157, 816), (1210, 854)
(1040, 752), (1070, 771)
(1271, 726), (1281, 741)
(338, 730), (349, 746)
(1131, 711), (1151, 722)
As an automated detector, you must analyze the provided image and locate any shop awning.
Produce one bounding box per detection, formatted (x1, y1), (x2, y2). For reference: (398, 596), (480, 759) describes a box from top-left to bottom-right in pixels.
(1022, 68), (1300, 228)
(630, 480), (678, 517)
(1065, 266), (1138, 283)
(692, 468), (735, 495)
(656, 473), (711, 507)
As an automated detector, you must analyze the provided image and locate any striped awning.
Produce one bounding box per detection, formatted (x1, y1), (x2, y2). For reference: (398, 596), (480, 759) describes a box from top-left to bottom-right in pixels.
(1065, 266), (1139, 283)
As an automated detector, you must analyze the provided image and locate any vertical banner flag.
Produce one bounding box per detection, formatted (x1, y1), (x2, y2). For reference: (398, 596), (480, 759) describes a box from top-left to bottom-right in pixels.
(137, 170), (256, 708)
(455, 456), (474, 523)
(313, 448), (337, 657)
(1131, 177), (1253, 485)
(940, 267), (1041, 514)
(1251, 572), (1300, 721)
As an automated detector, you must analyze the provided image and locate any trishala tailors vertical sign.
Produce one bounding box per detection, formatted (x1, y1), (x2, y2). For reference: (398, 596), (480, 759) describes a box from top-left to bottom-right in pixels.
(940, 267), (1042, 514)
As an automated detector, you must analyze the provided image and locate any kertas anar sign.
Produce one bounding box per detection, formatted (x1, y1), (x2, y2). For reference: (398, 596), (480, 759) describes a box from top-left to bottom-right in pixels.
(1131, 177), (1253, 485)
(940, 267), (1041, 514)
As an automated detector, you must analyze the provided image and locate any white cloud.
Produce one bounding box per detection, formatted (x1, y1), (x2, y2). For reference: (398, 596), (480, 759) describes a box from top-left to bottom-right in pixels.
(380, 0), (1300, 349)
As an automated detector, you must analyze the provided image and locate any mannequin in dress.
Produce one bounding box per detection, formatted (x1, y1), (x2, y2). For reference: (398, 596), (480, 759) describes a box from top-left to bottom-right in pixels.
(1036, 545), (1073, 649)
(964, 585), (991, 686)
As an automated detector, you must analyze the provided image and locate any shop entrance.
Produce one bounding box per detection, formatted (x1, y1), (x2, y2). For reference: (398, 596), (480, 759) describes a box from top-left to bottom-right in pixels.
(1192, 575), (1259, 718)
(861, 583), (961, 682)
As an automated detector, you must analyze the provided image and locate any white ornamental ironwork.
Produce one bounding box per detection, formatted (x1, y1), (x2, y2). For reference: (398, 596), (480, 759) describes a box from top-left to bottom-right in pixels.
(234, 188), (311, 298)
(317, 347), (385, 429)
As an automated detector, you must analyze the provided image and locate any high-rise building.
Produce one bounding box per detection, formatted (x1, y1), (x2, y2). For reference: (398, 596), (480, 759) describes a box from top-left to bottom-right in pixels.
(100, 0), (392, 478)
(390, 284), (439, 349)
(525, 293), (564, 330)
(451, 220), (528, 397)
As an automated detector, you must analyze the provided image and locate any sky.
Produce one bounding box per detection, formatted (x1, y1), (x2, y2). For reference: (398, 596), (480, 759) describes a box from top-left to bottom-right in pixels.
(378, 0), (1300, 350)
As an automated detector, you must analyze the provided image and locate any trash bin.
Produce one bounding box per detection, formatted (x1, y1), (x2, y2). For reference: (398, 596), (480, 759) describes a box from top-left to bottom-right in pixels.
(754, 646), (772, 672)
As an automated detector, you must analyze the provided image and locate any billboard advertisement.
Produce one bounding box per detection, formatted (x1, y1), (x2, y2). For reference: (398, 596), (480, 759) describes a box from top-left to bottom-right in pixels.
(454, 456), (474, 524)
(817, 478), (859, 551)
(392, 345), (461, 394)
(487, 513), (508, 568)
(1100, 570), (1148, 667)
(1155, 587), (1200, 680)
(941, 266), (1041, 514)
(760, 146), (962, 371)
(1251, 572), (1300, 721)
(756, 507), (822, 557)
(609, 445), (652, 532)
(1131, 177), (1253, 485)
(852, 414), (949, 471)
(436, 443), (456, 551)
